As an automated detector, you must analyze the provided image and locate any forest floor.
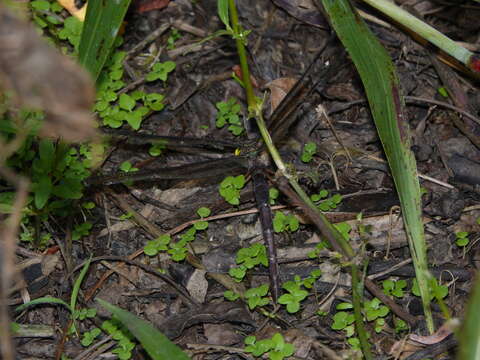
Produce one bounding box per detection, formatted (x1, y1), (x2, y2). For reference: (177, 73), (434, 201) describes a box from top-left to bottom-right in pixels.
(9, 0), (480, 359)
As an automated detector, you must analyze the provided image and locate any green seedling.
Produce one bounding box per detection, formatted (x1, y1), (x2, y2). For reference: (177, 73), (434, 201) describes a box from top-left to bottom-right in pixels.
(58, 16), (84, 52)
(73, 307), (97, 321)
(364, 298), (389, 333)
(278, 276), (309, 313)
(269, 187), (279, 205)
(302, 269), (322, 289)
(167, 29), (182, 49)
(144, 226), (203, 262)
(119, 212), (133, 220)
(244, 284), (270, 310)
(102, 319), (136, 360)
(455, 231), (470, 247)
(332, 303), (355, 334)
(229, 243), (268, 282)
(382, 279), (407, 298)
(308, 241), (328, 259)
(215, 98), (244, 136)
(194, 207), (211, 230)
(146, 61), (176, 82)
(82, 201), (96, 209)
(223, 290), (240, 301)
(219, 174), (245, 205)
(95, 50), (168, 130)
(301, 142), (317, 163)
(120, 161), (138, 173)
(244, 333), (295, 360)
(273, 211), (299, 233)
(394, 317), (409, 333)
(30, 0), (63, 29)
(72, 222), (93, 241)
(412, 277), (448, 300)
(144, 234), (171, 256)
(437, 87), (449, 98)
(81, 327), (101, 347)
(310, 190), (343, 211)
(334, 222), (352, 242)
(331, 303), (362, 351)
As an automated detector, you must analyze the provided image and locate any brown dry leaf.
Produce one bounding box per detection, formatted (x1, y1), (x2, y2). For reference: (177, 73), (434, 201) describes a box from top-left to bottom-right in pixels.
(136, 0), (171, 13)
(265, 77), (298, 113)
(409, 319), (458, 345)
(0, 4), (96, 142)
(56, 0), (86, 21)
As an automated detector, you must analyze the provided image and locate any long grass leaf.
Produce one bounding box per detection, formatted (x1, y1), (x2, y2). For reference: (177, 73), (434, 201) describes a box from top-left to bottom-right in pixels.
(457, 274), (480, 360)
(320, 0), (434, 332)
(78, 0), (131, 81)
(15, 297), (71, 313)
(70, 256), (92, 311)
(97, 299), (190, 360)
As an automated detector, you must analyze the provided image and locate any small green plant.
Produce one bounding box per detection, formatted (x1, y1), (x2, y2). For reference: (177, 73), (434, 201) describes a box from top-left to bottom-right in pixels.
(334, 222), (352, 241)
(167, 29), (182, 49)
(244, 284), (270, 310)
(72, 222), (93, 241)
(73, 307), (97, 321)
(364, 298), (390, 333)
(215, 98), (244, 136)
(144, 224), (207, 262)
(301, 269), (322, 289)
(120, 161), (139, 173)
(331, 303), (355, 334)
(194, 207), (211, 230)
(301, 142), (317, 163)
(81, 327), (101, 347)
(30, 0), (63, 29)
(102, 319), (136, 360)
(244, 333), (295, 360)
(223, 290), (240, 301)
(394, 317), (408, 333)
(382, 279), (407, 298)
(308, 240), (328, 259)
(219, 174), (245, 205)
(269, 187), (279, 205)
(95, 51), (169, 130)
(412, 277), (448, 300)
(145, 61), (176, 82)
(229, 243), (268, 282)
(331, 302), (363, 350)
(59, 16), (84, 52)
(273, 211), (299, 233)
(278, 276), (309, 313)
(331, 297), (386, 349)
(455, 231), (470, 247)
(310, 190), (343, 211)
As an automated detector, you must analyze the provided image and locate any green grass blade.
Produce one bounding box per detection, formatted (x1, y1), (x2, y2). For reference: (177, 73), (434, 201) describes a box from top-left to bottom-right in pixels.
(458, 274), (480, 360)
(15, 297), (71, 313)
(70, 256), (92, 311)
(320, 0), (433, 332)
(96, 299), (190, 360)
(78, 0), (132, 81)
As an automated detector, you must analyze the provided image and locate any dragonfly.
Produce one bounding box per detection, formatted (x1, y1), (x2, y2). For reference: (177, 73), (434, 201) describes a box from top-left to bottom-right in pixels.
(87, 41), (345, 302)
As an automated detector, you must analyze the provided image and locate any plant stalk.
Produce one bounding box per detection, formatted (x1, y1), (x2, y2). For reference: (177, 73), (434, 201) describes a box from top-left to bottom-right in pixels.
(361, 0), (479, 73)
(227, 1), (372, 357)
